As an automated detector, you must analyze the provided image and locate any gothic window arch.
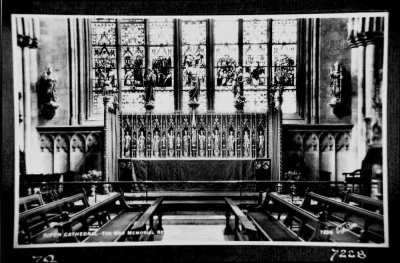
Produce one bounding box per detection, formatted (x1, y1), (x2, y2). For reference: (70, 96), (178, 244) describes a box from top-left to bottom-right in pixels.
(89, 17), (303, 118)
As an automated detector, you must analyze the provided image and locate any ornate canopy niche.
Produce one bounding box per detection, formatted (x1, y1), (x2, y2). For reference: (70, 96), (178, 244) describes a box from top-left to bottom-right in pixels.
(104, 109), (281, 183)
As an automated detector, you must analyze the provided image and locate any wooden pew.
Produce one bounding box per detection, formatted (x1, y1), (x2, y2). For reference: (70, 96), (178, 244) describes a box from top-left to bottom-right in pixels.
(262, 192), (339, 242)
(224, 197), (258, 241)
(42, 192), (128, 243)
(245, 192), (302, 242)
(19, 194), (45, 212)
(84, 197), (163, 242)
(301, 191), (384, 243)
(126, 197), (164, 242)
(343, 169), (363, 194)
(19, 193), (89, 244)
(343, 192), (383, 214)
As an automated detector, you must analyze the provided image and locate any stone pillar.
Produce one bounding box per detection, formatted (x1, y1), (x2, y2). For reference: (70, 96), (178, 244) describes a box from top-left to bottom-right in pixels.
(68, 18), (78, 125)
(355, 33), (367, 165)
(15, 17), (24, 154)
(21, 18), (33, 173)
(77, 18), (87, 125)
(347, 30), (360, 168)
(365, 33), (377, 146)
(347, 16), (384, 165)
(29, 18), (40, 174)
(103, 96), (110, 181)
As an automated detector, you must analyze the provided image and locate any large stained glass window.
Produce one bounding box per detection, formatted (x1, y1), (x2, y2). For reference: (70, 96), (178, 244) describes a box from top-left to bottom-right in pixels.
(242, 19), (269, 112)
(120, 19), (146, 112)
(92, 18), (175, 114)
(214, 19), (238, 113)
(272, 19), (297, 114)
(181, 20), (207, 112)
(92, 18), (117, 114)
(149, 19), (175, 112)
(90, 18), (298, 116)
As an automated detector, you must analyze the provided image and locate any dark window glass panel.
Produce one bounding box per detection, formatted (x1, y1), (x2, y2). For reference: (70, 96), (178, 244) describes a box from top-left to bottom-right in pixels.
(272, 44), (296, 86)
(243, 65), (267, 87)
(149, 20), (174, 89)
(121, 46), (145, 89)
(93, 46), (117, 68)
(150, 47), (174, 88)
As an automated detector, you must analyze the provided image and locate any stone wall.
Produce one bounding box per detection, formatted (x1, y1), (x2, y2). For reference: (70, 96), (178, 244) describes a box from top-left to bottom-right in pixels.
(319, 18), (353, 124)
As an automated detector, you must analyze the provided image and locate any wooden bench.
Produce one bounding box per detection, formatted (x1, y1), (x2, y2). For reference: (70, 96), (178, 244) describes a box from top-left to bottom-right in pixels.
(262, 191), (340, 242)
(84, 197), (163, 242)
(343, 192), (383, 214)
(41, 192), (128, 243)
(224, 197), (258, 241)
(19, 194), (45, 212)
(19, 193), (89, 244)
(127, 197), (164, 241)
(245, 192), (302, 242)
(301, 191), (384, 243)
(343, 169), (363, 193)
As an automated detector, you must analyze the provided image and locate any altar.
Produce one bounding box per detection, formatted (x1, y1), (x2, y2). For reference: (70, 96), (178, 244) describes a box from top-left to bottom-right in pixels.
(120, 159), (256, 181)
(106, 111), (281, 183)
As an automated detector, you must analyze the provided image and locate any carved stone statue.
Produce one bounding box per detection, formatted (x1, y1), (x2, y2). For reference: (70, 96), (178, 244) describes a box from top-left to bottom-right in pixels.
(38, 67), (59, 119)
(199, 130), (206, 157)
(258, 131), (265, 157)
(143, 68), (156, 109)
(213, 129), (220, 157)
(231, 66), (243, 98)
(185, 58), (202, 102)
(168, 130), (175, 157)
(243, 131), (251, 157)
(191, 129), (197, 157)
(124, 131), (131, 157)
(183, 130), (189, 157)
(176, 133), (181, 157)
(132, 133), (137, 156)
(138, 131), (146, 157)
(228, 131), (235, 157)
(153, 131), (160, 157)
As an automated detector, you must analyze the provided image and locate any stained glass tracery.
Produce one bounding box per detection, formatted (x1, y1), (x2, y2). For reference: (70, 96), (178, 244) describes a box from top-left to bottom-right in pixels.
(243, 20), (268, 89)
(92, 19), (118, 114)
(91, 18), (298, 115)
(149, 20), (174, 89)
(214, 19), (239, 96)
(182, 20), (207, 90)
(272, 19), (297, 88)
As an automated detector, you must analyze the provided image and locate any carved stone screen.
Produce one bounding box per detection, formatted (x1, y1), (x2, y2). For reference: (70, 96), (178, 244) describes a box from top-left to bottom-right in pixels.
(120, 112), (269, 160)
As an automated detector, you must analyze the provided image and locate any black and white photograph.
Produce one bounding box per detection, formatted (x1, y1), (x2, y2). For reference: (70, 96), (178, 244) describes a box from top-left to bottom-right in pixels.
(2, 1), (399, 262)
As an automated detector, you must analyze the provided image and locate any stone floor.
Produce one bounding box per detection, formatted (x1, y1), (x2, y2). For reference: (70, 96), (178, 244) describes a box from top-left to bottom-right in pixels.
(156, 215), (235, 242)
(159, 224), (234, 242)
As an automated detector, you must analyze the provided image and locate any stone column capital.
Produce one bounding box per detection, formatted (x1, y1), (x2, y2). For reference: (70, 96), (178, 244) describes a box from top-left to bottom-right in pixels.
(355, 33), (367, 47)
(347, 35), (357, 48)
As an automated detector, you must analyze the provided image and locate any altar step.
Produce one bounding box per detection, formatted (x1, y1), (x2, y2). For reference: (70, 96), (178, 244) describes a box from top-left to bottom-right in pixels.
(125, 191), (259, 200)
(161, 215), (227, 225)
(128, 199), (258, 214)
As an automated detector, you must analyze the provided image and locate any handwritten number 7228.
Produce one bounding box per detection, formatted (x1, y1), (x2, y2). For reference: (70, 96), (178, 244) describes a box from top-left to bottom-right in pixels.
(331, 249), (366, 261)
